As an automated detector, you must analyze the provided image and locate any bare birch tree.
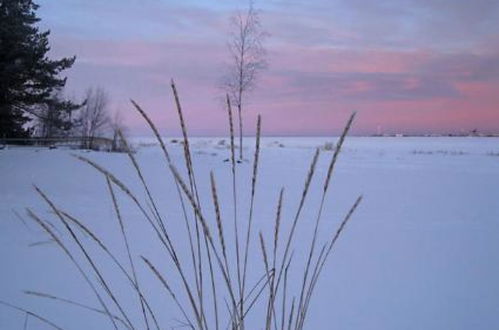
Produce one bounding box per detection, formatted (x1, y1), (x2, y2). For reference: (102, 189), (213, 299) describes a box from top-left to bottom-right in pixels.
(109, 110), (127, 152)
(80, 87), (109, 149)
(223, 0), (267, 161)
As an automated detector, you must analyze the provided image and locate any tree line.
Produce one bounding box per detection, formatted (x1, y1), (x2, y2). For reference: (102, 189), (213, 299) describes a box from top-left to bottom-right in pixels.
(0, 0), (123, 150)
(1, 0), (267, 154)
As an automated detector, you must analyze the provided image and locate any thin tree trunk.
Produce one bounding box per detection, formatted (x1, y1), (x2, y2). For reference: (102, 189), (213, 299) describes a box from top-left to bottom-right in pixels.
(237, 103), (243, 161)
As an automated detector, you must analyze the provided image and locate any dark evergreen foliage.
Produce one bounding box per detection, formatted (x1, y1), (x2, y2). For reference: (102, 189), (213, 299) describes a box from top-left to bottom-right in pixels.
(0, 0), (79, 138)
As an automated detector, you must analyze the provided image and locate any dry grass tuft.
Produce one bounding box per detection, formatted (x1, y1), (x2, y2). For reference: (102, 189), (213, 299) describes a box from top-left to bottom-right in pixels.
(14, 83), (362, 330)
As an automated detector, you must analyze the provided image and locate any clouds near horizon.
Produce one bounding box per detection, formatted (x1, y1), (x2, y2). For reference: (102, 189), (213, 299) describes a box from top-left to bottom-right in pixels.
(37, 0), (499, 135)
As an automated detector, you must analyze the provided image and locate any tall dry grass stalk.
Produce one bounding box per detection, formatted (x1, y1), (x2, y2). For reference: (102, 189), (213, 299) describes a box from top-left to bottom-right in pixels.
(0, 300), (64, 330)
(241, 113), (261, 327)
(226, 94), (243, 318)
(171, 80), (207, 326)
(16, 81), (362, 330)
(295, 112), (356, 330)
(25, 208), (120, 330)
(24, 290), (130, 329)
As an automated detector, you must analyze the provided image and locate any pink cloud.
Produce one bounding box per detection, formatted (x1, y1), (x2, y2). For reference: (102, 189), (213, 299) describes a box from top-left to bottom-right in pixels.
(48, 34), (499, 136)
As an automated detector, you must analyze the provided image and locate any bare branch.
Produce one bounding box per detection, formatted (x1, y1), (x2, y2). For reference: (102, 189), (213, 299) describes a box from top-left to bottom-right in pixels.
(222, 0), (268, 160)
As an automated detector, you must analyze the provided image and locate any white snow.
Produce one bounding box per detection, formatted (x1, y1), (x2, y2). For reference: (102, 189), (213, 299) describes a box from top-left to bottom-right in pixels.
(1, 137), (499, 329)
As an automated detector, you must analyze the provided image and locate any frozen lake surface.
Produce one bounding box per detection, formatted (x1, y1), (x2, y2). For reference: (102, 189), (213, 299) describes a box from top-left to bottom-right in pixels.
(1, 136), (499, 329)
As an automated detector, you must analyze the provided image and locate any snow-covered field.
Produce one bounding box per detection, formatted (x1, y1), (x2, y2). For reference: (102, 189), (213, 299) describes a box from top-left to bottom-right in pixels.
(1, 137), (499, 329)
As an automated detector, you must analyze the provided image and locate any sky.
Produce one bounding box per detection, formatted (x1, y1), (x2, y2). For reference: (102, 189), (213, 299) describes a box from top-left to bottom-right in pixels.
(37, 0), (499, 136)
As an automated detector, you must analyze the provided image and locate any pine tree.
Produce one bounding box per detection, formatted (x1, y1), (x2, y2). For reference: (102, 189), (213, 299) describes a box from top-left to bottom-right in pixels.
(0, 0), (79, 139)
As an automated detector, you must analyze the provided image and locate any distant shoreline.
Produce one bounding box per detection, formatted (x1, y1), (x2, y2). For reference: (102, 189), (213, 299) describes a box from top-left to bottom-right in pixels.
(130, 134), (499, 139)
